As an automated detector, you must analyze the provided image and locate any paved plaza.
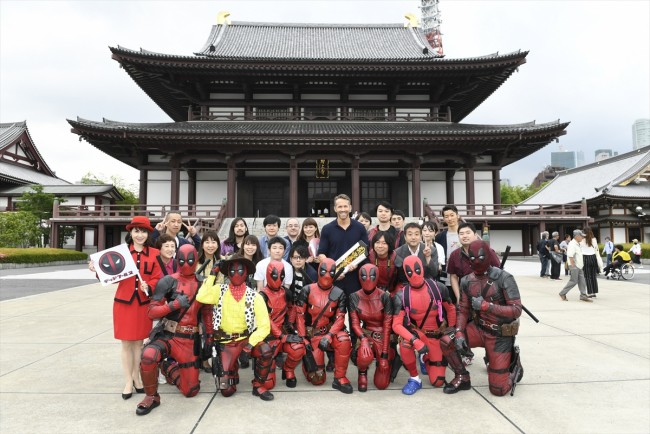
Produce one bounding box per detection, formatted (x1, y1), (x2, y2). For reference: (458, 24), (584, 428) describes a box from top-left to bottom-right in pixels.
(1, 260), (648, 434)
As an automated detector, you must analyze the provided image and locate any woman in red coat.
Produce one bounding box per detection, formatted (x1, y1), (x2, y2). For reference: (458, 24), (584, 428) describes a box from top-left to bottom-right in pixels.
(90, 216), (162, 399)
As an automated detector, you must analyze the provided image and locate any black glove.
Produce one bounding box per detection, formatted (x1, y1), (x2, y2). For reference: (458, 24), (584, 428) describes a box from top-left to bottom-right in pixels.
(303, 338), (314, 352)
(239, 343), (253, 366)
(455, 336), (469, 355)
(169, 294), (190, 310)
(210, 260), (222, 276)
(284, 334), (303, 344)
(201, 340), (214, 361)
(413, 338), (429, 355)
(471, 296), (485, 311)
(318, 335), (331, 351)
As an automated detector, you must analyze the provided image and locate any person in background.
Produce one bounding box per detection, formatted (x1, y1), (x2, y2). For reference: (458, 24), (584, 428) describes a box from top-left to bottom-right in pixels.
(254, 237), (293, 291)
(368, 201), (404, 249)
(604, 245), (631, 278)
(629, 239), (643, 268)
(89, 216), (162, 401)
(422, 221), (445, 279)
(602, 236), (615, 267)
(259, 215), (288, 259)
(559, 229), (593, 302)
(155, 234), (177, 276)
(283, 218), (301, 260)
(435, 205), (462, 303)
(537, 231), (551, 278)
(221, 218), (249, 257)
(293, 217), (321, 268)
(391, 209), (405, 233)
(368, 230), (398, 295)
(355, 212), (372, 232)
(559, 234), (571, 276)
(152, 211), (201, 250)
(548, 232), (562, 280)
(581, 227), (602, 298)
(237, 235), (264, 289)
(197, 230), (224, 372)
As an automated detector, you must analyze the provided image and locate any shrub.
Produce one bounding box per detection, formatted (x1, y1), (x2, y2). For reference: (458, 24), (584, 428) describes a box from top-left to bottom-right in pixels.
(0, 248), (88, 264)
(598, 243), (649, 259)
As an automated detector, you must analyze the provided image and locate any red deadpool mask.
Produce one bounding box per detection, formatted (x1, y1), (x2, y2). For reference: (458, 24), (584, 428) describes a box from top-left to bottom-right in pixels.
(266, 260), (285, 291)
(468, 240), (491, 275)
(403, 256), (425, 288)
(358, 264), (378, 293)
(318, 258), (337, 289)
(99, 251), (125, 275)
(176, 244), (197, 276)
(227, 260), (249, 286)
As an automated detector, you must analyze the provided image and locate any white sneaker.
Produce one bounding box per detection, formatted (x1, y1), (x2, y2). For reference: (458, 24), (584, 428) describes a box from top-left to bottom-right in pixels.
(158, 372), (167, 384)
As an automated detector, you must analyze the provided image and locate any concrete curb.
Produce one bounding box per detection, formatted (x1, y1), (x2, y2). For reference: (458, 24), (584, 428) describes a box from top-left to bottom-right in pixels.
(0, 259), (88, 270)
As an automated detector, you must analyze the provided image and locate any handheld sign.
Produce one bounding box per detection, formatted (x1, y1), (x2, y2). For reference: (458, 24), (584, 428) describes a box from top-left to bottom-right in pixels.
(335, 240), (368, 277)
(90, 243), (144, 291)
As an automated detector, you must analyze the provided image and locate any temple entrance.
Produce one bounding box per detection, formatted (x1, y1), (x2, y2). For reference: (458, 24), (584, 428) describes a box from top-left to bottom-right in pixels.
(253, 181), (289, 217)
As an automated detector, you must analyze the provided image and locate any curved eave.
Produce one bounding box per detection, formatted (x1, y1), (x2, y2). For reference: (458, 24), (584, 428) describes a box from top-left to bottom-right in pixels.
(110, 46), (528, 123)
(68, 118), (567, 168)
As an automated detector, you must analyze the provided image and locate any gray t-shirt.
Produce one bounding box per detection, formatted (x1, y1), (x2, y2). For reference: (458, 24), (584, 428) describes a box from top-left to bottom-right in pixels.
(443, 231), (460, 285)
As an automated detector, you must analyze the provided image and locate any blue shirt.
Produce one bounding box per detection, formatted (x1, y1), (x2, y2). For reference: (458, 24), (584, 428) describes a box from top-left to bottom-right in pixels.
(318, 218), (369, 294)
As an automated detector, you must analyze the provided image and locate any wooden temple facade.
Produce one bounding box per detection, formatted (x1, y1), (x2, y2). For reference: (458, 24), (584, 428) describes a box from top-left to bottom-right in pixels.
(68, 21), (569, 221)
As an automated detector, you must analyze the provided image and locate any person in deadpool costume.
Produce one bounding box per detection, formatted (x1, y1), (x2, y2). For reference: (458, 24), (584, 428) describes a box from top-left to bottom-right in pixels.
(440, 240), (524, 396)
(392, 256), (456, 395)
(258, 260), (306, 389)
(136, 244), (213, 415)
(348, 264), (393, 392)
(196, 255), (273, 400)
(296, 258), (353, 394)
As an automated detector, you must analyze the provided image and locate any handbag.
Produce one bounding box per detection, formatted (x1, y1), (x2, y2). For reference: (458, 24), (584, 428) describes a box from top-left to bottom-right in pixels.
(550, 251), (563, 264)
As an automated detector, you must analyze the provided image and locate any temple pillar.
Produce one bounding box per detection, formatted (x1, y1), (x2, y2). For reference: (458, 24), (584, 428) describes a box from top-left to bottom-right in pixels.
(412, 159), (421, 217)
(227, 159), (236, 217)
(352, 156), (360, 212)
(139, 169), (148, 206)
(187, 169), (197, 217)
(466, 168), (475, 215)
(445, 170), (455, 204)
(170, 155), (180, 206)
(97, 223), (106, 251)
(289, 157), (298, 217)
(492, 169), (501, 210)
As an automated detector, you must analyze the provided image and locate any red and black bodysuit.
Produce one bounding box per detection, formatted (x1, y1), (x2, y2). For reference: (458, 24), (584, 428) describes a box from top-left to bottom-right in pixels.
(137, 244), (213, 416)
(296, 258), (353, 394)
(348, 264), (393, 392)
(393, 256), (456, 388)
(259, 260), (306, 389)
(368, 249), (398, 295)
(440, 240), (523, 396)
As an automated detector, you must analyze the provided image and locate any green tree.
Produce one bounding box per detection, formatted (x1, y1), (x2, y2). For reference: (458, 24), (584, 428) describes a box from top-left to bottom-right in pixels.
(0, 211), (42, 247)
(80, 172), (139, 205)
(14, 185), (74, 247)
(500, 182), (547, 205)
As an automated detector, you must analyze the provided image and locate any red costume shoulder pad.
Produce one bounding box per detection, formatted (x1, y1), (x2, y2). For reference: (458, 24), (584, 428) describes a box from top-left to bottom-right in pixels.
(392, 291), (404, 312)
(328, 285), (344, 302)
(153, 275), (177, 301)
(348, 291), (360, 311)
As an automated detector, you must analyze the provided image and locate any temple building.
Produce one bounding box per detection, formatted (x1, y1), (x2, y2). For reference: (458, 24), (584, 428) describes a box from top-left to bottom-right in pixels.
(68, 19), (569, 220)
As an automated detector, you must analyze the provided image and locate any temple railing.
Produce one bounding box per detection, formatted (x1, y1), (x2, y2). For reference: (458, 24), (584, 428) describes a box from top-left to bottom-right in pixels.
(422, 201), (588, 220)
(188, 109), (451, 123)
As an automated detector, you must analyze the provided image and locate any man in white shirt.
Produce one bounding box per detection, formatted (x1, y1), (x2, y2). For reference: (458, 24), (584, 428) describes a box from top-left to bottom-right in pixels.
(559, 230), (592, 302)
(255, 237), (293, 290)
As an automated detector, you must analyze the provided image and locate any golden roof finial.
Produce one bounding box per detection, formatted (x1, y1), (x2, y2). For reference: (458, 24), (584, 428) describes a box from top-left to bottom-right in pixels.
(217, 11), (231, 25)
(404, 13), (419, 28)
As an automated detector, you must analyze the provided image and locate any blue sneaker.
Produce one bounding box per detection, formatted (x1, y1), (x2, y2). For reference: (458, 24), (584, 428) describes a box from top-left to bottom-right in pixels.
(419, 354), (427, 375)
(401, 378), (422, 395)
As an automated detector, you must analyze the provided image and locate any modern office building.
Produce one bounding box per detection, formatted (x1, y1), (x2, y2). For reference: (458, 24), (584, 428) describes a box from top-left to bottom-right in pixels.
(632, 119), (650, 150)
(551, 150), (577, 169)
(595, 149), (617, 162)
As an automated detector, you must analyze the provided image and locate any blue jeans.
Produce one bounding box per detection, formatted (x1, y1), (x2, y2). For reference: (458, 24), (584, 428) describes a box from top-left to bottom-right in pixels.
(539, 253), (549, 277)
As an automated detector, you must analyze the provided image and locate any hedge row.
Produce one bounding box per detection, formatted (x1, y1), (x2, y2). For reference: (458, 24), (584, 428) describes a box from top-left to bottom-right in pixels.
(0, 248), (88, 264)
(596, 243), (649, 259)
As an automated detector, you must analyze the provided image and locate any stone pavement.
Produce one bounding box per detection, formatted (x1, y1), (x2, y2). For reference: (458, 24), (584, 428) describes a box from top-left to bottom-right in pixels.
(0, 260), (648, 434)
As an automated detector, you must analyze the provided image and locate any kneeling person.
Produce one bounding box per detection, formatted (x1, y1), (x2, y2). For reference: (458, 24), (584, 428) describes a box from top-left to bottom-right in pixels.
(197, 255), (274, 400)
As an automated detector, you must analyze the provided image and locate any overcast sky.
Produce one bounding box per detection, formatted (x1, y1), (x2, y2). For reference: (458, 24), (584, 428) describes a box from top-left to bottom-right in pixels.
(1, 0), (649, 191)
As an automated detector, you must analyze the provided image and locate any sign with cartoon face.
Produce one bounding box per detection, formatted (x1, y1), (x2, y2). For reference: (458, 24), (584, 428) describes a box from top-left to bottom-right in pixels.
(90, 243), (142, 286)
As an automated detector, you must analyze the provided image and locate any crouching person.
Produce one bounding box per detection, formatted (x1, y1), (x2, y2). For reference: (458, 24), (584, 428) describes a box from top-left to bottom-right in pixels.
(196, 255), (273, 400)
(136, 245), (213, 416)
